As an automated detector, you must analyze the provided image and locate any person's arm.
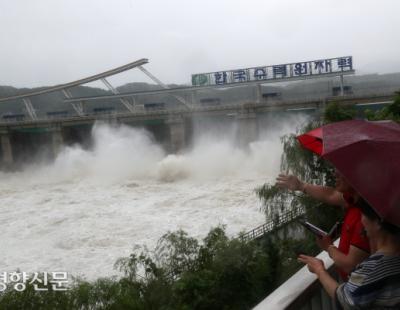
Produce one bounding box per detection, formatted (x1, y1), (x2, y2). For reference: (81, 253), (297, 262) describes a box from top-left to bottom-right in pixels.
(302, 183), (346, 207)
(276, 174), (346, 207)
(317, 269), (339, 299)
(297, 255), (338, 298)
(316, 217), (370, 275)
(326, 244), (369, 274)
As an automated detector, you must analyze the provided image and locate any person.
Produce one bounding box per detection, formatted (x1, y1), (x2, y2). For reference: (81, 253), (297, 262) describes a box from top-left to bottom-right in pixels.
(298, 198), (400, 309)
(276, 170), (370, 280)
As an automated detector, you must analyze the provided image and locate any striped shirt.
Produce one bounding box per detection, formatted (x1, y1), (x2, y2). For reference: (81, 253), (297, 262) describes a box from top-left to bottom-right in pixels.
(335, 253), (400, 309)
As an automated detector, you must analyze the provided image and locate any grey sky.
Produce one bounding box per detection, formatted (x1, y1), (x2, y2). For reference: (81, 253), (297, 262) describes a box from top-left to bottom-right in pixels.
(1, 0), (400, 88)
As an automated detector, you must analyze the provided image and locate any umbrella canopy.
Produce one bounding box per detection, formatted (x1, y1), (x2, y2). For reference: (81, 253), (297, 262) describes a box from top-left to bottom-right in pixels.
(297, 120), (400, 227)
(297, 127), (323, 155)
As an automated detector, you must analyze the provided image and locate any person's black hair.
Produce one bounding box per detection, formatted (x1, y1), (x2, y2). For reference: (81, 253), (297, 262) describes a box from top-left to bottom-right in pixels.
(357, 198), (400, 236)
(357, 198), (380, 221)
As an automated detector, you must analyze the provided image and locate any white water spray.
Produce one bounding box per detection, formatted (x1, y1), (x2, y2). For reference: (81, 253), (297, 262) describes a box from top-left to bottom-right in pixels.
(0, 115), (307, 280)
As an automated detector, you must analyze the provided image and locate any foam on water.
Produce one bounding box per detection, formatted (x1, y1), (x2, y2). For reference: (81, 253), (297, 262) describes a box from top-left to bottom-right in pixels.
(0, 115), (306, 280)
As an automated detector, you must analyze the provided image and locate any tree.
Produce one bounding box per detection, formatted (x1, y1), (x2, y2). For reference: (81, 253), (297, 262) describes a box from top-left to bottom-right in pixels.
(256, 101), (356, 232)
(365, 91), (400, 122)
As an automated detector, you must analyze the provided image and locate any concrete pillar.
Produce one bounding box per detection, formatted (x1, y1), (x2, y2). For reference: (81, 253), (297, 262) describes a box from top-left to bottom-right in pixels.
(0, 129), (13, 166)
(340, 75), (344, 96)
(256, 84), (262, 104)
(51, 126), (64, 158)
(191, 90), (198, 106)
(316, 99), (327, 121)
(166, 115), (185, 153)
(236, 104), (258, 148)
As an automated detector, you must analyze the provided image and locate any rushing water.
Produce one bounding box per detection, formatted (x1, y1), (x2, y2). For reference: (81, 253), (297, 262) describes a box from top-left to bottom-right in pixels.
(0, 115), (306, 280)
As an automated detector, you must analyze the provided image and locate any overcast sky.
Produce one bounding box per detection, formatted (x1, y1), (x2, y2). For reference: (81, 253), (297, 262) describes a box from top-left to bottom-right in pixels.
(1, 0), (400, 88)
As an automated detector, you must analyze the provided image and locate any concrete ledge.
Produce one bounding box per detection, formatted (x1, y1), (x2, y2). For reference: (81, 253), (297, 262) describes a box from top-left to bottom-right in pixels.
(253, 240), (339, 310)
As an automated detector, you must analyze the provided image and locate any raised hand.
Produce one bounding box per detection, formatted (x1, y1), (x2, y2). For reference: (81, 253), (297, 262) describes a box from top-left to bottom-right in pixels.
(297, 254), (326, 275)
(276, 174), (304, 191)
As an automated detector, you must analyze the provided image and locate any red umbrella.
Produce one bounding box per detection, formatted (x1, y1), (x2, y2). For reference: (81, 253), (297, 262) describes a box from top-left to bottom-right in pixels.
(297, 127), (323, 155)
(297, 120), (400, 227)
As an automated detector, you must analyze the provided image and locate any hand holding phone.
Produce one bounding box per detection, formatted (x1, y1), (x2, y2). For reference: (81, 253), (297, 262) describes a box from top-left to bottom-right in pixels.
(316, 234), (333, 251)
(327, 222), (341, 239)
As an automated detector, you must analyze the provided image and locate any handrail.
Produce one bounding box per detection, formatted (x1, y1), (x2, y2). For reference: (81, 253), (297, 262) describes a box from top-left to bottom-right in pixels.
(253, 240), (339, 310)
(240, 205), (305, 242)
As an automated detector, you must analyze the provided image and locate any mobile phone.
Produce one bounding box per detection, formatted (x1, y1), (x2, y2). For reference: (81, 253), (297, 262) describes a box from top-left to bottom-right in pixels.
(299, 221), (327, 238)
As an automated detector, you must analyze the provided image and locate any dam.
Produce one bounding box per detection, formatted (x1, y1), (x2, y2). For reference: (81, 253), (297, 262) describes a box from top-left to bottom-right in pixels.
(0, 56), (396, 169)
(0, 56), (397, 280)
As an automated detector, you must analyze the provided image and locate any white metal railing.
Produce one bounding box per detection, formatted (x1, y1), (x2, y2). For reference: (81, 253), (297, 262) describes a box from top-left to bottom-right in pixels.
(253, 240), (340, 310)
(240, 205), (305, 241)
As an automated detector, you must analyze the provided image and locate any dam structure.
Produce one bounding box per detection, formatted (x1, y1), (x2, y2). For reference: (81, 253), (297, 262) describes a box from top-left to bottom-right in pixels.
(0, 57), (396, 169)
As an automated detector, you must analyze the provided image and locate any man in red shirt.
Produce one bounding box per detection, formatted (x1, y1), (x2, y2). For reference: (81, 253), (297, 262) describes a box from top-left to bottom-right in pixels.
(276, 170), (370, 280)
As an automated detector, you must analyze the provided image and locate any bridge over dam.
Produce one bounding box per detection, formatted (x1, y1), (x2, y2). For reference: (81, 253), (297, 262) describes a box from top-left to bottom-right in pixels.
(0, 92), (394, 170)
(0, 57), (396, 169)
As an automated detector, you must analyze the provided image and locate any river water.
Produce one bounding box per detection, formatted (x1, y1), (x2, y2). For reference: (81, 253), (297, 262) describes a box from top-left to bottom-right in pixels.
(0, 115), (306, 280)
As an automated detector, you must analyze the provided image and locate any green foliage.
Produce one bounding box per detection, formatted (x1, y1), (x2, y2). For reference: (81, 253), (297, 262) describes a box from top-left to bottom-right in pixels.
(256, 123), (338, 230)
(365, 92), (400, 122)
(174, 236), (273, 310)
(154, 230), (200, 279)
(0, 273), (75, 310)
(255, 184), (287, 219)
(260, 235), (320, 284)
(0, 227), (283, 310)
(323, 101), (356, 122)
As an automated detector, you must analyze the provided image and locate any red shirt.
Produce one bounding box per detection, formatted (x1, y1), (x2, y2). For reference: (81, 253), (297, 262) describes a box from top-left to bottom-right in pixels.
(337, 194), (370, 280)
